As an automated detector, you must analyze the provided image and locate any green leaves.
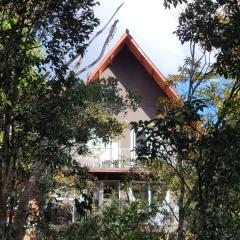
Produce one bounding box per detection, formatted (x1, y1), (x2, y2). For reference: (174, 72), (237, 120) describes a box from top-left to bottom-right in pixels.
(173, 0), (240, 79)
(0, 0), (99, 78)
(133, 87), (240, 239)
(163, 0), (188, 9)
(0, 2), (140, 238)
(62, 200), (161, 240)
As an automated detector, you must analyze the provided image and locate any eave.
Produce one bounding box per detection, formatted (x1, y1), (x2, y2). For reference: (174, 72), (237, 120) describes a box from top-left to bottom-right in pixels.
(87, 29), (178, 99)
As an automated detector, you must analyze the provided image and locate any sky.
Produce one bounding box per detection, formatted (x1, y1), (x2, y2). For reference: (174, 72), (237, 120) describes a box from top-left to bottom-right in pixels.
(78, 0), (189, 80)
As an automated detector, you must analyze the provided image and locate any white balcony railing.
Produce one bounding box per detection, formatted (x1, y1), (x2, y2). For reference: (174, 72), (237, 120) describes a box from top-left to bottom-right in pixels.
(73, 148), (142, 168)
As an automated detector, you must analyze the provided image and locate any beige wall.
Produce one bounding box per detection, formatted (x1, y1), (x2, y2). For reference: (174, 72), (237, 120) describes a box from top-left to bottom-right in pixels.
(100, 46), (166, 149)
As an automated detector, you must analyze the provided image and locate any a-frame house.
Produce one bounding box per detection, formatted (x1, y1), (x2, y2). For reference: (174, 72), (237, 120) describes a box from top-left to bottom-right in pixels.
(75, 30), (178, 213)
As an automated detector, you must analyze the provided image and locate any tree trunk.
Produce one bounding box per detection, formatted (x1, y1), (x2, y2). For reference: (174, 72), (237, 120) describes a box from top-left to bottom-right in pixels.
(177, 179), (185, 240)
(13, 161), (45, 240)
(177, 158), (185, 240)
(0, 187), (7, 240)
(0, 110), (13, 240)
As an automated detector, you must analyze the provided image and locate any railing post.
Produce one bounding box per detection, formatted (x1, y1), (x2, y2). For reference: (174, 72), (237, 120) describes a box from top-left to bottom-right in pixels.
(118, 181), (121, 202)
(72, 190), (76, 223)
(99, 182), (104, 208)
(148, 183), (152, 205)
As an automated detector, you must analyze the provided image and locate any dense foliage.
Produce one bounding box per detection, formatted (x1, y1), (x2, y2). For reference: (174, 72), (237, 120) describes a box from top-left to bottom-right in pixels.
(1, 0), (240, 239)
(133, 1), (240, 239)
(0, 1), (137, 240)
(61, 200), (163, 240)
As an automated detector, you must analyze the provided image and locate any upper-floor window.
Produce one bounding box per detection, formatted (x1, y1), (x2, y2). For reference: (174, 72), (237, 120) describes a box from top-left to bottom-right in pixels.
(130, 129), (145, 160)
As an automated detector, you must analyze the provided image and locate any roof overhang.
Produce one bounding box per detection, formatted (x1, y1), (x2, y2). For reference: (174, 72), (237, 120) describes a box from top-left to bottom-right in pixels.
(87, 29), (178, 99)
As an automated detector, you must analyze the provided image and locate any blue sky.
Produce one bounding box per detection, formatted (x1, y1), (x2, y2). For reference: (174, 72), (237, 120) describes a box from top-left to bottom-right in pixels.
(76, 0), (189, 80)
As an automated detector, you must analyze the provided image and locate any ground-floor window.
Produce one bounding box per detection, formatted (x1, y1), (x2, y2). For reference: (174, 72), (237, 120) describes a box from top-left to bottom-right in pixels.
(94, 181), (159, 207)
(50, 180), (178, 225)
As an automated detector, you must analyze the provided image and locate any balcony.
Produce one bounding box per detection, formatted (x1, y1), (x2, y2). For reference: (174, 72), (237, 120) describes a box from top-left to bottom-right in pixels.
(73, 147), (142, 169)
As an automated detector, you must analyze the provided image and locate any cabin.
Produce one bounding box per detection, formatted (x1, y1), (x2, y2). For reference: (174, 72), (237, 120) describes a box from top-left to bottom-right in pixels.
(27, 31), (179, 240)
(73, 30), (178, 223)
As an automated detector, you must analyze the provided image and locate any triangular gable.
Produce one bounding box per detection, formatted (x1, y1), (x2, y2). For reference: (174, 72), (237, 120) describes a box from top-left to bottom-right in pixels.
(87, 29), (178, 99)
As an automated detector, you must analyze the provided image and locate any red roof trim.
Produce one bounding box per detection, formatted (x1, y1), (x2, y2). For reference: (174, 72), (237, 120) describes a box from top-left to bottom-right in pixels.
(87, 30), (178, 99)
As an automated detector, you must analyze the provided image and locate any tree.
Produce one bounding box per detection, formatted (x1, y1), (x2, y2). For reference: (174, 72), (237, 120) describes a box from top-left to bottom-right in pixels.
(164, 0), (240, 96)
(0, 1), (136, 240)
(134, 60), (240, 240)
(133, 1), (240, 238)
